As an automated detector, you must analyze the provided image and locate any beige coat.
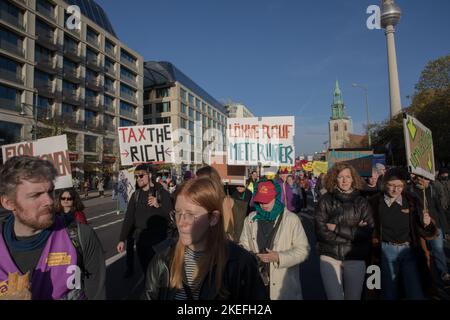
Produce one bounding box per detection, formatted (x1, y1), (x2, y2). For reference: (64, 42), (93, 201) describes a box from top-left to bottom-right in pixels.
(239, 209), (310, 300)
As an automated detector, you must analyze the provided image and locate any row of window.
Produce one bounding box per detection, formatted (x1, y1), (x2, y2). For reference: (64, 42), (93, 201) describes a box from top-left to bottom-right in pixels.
(179, 87), (225, 122)
(0, 0), (139, 65)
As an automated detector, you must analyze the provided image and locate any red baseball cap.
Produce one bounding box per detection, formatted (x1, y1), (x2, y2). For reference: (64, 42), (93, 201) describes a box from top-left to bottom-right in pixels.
(253, 181), (277, 204)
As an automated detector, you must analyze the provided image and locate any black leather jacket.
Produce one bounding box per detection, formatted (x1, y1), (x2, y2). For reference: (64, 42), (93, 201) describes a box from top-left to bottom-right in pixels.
(144, 240), (268, 300)
(314, 190), (374, 261)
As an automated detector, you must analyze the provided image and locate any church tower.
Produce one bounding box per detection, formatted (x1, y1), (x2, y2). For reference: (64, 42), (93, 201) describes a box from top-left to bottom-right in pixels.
(329, 80), (353, 149)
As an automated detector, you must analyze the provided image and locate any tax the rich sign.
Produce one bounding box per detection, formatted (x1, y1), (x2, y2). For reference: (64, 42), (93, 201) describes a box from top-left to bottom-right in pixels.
(118, 124), (174, 166)
(1, 135), (73, 189)
(227, 116), (295, 166)
(403, 114), (435, 181)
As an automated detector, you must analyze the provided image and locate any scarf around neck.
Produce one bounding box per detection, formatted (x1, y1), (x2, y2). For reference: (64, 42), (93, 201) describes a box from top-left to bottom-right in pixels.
(252, 179), (285, 222)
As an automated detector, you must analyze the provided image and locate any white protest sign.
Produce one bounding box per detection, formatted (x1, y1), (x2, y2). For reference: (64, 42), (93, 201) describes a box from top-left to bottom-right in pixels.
(1, 135), (73, 189)
(227, 116), (295, 166)
(118, 124), (174, 166)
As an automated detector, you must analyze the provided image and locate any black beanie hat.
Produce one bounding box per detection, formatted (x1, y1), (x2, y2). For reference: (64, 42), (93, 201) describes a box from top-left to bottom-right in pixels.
(383, 167), (409, 184)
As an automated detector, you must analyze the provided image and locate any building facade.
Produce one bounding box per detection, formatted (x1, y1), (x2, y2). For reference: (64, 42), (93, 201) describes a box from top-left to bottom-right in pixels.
(0, 0), (143, 183)
(328, 80), (352, 149)
(143, 61), (227, 174)
(224, 102), (254, 118)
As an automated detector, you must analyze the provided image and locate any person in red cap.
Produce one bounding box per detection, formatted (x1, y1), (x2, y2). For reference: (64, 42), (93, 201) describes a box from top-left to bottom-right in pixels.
(239, 178), (310, 300)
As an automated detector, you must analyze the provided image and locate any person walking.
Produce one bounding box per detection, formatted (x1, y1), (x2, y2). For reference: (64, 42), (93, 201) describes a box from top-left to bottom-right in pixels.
(315, 163), (374, 300)
(144, 177), (267, 300)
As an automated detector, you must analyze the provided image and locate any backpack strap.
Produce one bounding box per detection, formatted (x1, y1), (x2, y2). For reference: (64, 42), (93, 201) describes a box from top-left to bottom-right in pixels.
(67, 221), (86, 277)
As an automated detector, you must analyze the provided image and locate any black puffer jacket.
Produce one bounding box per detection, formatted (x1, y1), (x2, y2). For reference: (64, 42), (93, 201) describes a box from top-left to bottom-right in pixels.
(144, 240), (268, 300)
(314, 190), (374, 261)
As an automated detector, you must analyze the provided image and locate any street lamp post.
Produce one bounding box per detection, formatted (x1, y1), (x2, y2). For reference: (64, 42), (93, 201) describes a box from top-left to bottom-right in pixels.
(19, 91), (48, 141)
(352, 83), (371, 148)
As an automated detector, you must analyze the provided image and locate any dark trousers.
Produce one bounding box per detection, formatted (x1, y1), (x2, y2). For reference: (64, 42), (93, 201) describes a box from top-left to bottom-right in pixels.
(126, 236), (135, 272)
(136, 244), (155, 278)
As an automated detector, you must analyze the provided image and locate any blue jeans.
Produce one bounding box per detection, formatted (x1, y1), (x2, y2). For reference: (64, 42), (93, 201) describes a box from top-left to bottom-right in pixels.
(381, 242), (425, 300)
(426, 228), (449, 279)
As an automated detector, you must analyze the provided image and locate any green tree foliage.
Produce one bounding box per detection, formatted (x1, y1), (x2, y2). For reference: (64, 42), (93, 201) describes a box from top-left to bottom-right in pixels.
(372, 55), (450, 165)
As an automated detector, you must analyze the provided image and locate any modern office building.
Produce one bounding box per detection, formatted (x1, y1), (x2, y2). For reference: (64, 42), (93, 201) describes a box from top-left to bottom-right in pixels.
(224, 102), (254, 118)
(0, 0), (144, 181)
(143, 61), (227, 173)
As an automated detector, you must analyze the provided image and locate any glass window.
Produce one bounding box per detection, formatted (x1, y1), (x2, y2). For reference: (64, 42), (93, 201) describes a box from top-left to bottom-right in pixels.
(188, 94), (194, 106)
(120, 66), (135, 82)
(63, 59), (77, 70)
(104, 95), (114, 108)
(0, 84), (20, 111)
(86, 27), (98, 45)
(195, 99), (201, 109)
(104, 137), (114, 150)
(156, 102), (171, 113)
(180, 88), (187, 102)
(85, 89), (97, 100)
(120, 118), (135, 127)
(155, 117), (171, 124)
(202, 103), (207, 113)
(0, 55), (20, 75)
(105, 58), (114, 71)
(105, 39), (115, 52)
(105, 77), (114, 87)
(120, 100), (135, 113)
(84, 135), (97, 152)
(85, 110), (96, 120)
(120, 84), (136, 98)
(156, 88), (169, 98)
(0, 121), (22, 147)
(120, 49), (136, 64)
(334, 124), (338, 132)
(196, 111), (201, 121)
(181, 103), (187, 114)
(36, 18), (53, 35)
(86, 68), (97, 81)
(180, 117), (187, 129)
(63, 80), (78, 92)
(86, 48), (97, 62)
(0, 26), (22, 49)
(144, 104), (152, 114)
(36, 0), (54, 18)
(188, 107), (194, 118)
(35, 44), (52, 61)
(104, 115), (114, 126)
(189, 121), (194, 131)
(62, 103), (75, 115)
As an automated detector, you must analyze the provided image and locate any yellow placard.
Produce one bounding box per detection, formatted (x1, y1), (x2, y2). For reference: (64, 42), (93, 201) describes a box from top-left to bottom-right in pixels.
(46, 252), (72, 267)
(313, 161), (328, 175)
(303, 162), (314, 172)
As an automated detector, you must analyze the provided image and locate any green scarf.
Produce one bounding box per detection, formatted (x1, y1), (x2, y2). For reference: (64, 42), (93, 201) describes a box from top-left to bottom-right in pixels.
(252, 178), (285, 222)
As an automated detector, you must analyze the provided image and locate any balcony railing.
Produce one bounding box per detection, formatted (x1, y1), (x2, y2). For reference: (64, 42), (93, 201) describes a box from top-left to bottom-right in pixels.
(103, 124), (116, 132)
(120, 93), (137, 104)
(63, 67), (81, 83)
(104, 83), (115, 94)
(86, 58), (103, 72)
(121, 76), (138, 88)
(120, 57), (137, 71)
(85, 99), (103, 113)
(35, 29), (57, 50)
(120, 109), (137, 120)
(105, 46), (115, 58)
(86, 78), (103, 91)
(63, 43), (82, 62)
(85, 119), (104, 133)
(35, 79), (55, 96)
(0, 9), (26, 31)
(62, 91), (82, 105)
(0, 39), (25, 57)
(36, 2), (56, 22)
(86, 33), (99, 48)
(36, 55), (59, 74)
(105, 64), (115, 76)
(0, 70), (24, 84)
(104, 105), (115, 113)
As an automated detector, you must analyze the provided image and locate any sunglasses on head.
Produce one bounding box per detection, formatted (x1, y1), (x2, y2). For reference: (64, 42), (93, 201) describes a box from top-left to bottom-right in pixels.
(134, 174), (147, 179)
(61, 197), (73, 201)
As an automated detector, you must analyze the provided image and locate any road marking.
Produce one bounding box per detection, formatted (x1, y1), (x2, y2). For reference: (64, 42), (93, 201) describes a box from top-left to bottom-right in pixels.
(93, 218), (123, 230)
(87, 210), (121, 221)
(106, 252), (126, 266)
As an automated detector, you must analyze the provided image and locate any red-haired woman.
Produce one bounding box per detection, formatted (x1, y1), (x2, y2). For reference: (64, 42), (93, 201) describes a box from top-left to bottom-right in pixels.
(144, 177), (267, 300)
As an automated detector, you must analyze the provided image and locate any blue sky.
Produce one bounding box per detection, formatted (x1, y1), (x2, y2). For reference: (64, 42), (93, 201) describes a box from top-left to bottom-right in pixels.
(96, 0), (450, 155)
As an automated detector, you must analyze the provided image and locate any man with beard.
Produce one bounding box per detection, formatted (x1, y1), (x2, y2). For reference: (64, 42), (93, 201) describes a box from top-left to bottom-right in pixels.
(0, 156), (106, 300)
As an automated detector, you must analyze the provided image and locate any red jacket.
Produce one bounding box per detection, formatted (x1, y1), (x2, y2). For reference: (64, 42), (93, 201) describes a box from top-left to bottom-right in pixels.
(74, 211), (88, 224)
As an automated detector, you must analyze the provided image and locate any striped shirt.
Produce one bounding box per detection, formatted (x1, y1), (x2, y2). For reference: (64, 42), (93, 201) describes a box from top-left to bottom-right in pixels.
(174, 246), (204, 300)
